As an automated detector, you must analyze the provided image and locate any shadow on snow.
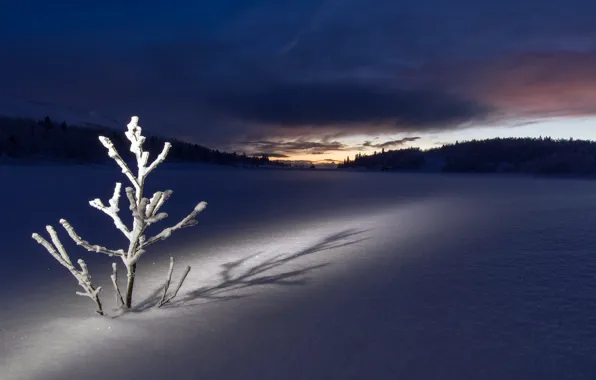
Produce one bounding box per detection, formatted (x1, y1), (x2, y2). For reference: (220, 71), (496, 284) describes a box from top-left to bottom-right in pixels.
(131, 228), (370, 312)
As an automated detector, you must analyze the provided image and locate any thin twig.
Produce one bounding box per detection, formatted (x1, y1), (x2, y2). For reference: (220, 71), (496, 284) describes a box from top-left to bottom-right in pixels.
(168, 266), (191, 302)
(157, 257), (192, 307)
(111, 262), (125, 307)
(158, 257), (175, 306)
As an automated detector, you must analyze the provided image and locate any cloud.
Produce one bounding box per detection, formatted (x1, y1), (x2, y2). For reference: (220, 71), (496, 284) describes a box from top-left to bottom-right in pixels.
(362, 136), (421, 149)
(512, 120), (541, 127)
(251, 152), (289, 158)
(4, 0), (596, 152)
(206, 82), (491, 130)
(410, 50), (596, 120)
(243, 139), (349, 156)
(244, 140), (347, 155)
(479, 51), (596, 118)
(433, 141), (451, 146)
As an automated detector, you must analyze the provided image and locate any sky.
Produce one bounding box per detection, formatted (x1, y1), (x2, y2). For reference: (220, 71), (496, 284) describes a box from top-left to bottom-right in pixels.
(2, 0), (596, 164)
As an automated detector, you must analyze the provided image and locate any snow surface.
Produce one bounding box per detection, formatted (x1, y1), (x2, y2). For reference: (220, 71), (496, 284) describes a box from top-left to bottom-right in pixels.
(1, 166), (596, 379)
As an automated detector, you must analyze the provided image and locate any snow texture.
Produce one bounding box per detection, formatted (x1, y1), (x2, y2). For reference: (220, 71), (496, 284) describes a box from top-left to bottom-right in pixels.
(2, 166), (596, 379)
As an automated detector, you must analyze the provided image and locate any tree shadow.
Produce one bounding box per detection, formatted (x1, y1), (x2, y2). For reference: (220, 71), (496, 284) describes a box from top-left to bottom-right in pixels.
(132, 228), (369, 312)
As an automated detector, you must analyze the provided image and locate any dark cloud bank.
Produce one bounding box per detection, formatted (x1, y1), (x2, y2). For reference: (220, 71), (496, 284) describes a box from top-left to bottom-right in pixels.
(207, 82), (489, 129)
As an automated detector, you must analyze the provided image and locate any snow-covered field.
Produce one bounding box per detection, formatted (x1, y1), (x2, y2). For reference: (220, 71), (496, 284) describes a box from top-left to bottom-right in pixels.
(1, 165), (596, 379)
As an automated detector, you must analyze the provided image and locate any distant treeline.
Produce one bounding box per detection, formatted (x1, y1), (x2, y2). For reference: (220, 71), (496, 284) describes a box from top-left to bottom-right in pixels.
(338, 137), (596, 175)
(0, 116), (288, 167)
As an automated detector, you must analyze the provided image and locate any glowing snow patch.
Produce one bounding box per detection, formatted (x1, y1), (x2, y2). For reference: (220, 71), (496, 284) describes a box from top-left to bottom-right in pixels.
(1, 198), (462, 380)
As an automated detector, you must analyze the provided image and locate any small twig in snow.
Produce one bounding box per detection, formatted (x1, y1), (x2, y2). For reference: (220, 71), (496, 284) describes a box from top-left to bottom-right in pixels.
(157, 257), (191, 308)
(111, 262), (125, 307)
(158, 257), (175, 306)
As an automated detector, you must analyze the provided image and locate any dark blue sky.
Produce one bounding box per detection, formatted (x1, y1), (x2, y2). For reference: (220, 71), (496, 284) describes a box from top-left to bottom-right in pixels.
(2, 0), (596, 160)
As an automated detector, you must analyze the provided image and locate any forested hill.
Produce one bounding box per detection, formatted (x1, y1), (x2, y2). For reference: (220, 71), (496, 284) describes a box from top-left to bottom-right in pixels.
(0, 116), (288, 167)
(338, 137), (596, 175)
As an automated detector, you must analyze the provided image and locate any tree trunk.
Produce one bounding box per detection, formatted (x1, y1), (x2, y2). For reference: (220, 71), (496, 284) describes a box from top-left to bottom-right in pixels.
(125, 263), (137, 308)
(94, 293), (105, 315)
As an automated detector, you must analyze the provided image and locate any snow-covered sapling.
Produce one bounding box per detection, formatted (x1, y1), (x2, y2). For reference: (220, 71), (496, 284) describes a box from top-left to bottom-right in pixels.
(32, 116), (207, 313)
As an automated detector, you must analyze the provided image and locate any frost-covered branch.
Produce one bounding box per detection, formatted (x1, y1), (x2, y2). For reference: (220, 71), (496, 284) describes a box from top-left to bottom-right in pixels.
(145, 142), (171, 178)
(157, 257), (191, 308)
(59, 219), (125, 257)
(146, 212), (168, 226)
(146, 190), (172, 218)
(89, 182), (130, 239)
(122, 116), (172, 179)
(142, 201), (208, 251)
(32, 227), (105, 315)
(98, 136), (140, 192)
(125, 187), (138, 212)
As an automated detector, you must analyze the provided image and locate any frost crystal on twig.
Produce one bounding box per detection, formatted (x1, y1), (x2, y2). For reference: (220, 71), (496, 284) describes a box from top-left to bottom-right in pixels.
(32, 116), (207, 313)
